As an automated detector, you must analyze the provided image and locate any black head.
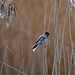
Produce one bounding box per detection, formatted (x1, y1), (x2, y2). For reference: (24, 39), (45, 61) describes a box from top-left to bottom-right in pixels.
(9, 4), (11, 6)
(45, 32), (49, 36)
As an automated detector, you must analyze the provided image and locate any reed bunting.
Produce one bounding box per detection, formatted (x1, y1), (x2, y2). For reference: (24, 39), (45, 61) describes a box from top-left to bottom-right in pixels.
(32, 32), (49, 52)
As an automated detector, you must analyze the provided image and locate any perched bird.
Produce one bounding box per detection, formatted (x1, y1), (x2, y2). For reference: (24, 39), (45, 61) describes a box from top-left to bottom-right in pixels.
(32, 32), (49, 52)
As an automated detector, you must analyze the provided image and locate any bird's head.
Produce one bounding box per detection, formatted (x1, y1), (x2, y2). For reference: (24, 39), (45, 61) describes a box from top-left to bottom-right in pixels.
(45, 32), (49, 36)
(44, 32), (50, 38)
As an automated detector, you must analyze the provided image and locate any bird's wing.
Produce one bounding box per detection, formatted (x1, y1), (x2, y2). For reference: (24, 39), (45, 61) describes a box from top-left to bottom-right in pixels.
(36, 34), (45, 44)
(36, 35), (43, 43)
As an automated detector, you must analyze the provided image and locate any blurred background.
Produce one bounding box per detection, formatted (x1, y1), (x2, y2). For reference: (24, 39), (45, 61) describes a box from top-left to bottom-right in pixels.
(0, 0), (75, 75)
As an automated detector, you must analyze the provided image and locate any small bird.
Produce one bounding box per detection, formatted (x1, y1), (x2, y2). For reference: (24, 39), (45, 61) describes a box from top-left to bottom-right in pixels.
(32, 32), (49, 52)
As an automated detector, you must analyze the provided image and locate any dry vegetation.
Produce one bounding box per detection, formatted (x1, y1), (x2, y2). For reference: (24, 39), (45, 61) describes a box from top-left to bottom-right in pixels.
(0, 0), (75, 75)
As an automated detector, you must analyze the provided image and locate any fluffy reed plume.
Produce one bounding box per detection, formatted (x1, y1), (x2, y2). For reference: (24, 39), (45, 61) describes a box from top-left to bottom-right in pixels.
(6, 4), (16, 28)
(0, 0), (16, 28)
(0, 0), (5, 19)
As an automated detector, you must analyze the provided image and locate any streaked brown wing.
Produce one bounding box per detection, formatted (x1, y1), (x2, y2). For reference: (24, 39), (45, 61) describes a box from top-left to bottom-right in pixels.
(36, 35), (43, 43)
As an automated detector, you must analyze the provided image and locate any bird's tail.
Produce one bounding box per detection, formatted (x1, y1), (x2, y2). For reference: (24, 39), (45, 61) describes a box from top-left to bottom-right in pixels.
(32, 44), (38, 52)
